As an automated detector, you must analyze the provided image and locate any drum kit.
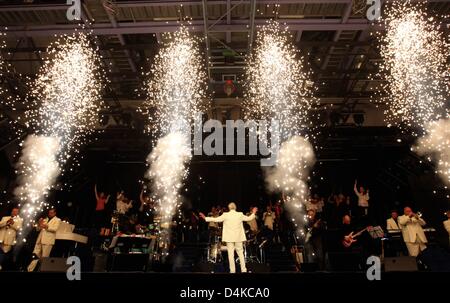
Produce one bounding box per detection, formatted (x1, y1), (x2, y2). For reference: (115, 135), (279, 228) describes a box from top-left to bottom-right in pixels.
(206, 227), (265, 264)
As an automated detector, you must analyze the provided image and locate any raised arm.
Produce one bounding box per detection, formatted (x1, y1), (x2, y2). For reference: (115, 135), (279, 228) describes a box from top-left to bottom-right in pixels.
(140, 189), (145, 204)
(204, 213), (225, 223)
(444, 221), (450, 234)
(242, 213), (256, 222)
(397, 215), (409, 227)
(94, 184), (99, 200)
(353, 180), (359, 195)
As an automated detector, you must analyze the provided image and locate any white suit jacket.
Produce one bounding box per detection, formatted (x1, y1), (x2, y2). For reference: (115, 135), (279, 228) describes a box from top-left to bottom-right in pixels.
(0, 216), (23, 246)
(398, 215), (427, 243)
(205, 210), (255, 242)
(36, 217), (61, 245)
(386, 218), (400, 230)
(444, 219), (450, 237)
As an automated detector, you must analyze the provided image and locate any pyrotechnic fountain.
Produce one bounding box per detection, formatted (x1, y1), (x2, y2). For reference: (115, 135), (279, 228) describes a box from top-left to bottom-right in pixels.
(14, 32), (106, 238)
(244, 21), (318, 238)
(141, 27), (208, 252)
(375, 1), (449, 190)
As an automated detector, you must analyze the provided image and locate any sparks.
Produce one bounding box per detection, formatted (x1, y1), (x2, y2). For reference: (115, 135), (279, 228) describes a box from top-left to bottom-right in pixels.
(244, 21), (317, 237)
(243, 21), (318, 142)
(375, 0), (449, 135)
(14, 32), (106, 230)
(266, 136), (315, 237)
(141, 27), (208, 137)
(142, 27), (208, 248)
(414, 117), (450, 188)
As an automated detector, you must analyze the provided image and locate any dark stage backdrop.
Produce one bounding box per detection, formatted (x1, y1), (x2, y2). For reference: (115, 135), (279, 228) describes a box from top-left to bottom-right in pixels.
(1, 127), (449, 246)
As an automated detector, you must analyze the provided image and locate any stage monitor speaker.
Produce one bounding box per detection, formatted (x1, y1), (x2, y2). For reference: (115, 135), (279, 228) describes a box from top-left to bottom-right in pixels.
(93, 253), (108, 272)
(384, 257), (418, 272)
(247, 262), (271, 273)
(40, 257), (70, 272)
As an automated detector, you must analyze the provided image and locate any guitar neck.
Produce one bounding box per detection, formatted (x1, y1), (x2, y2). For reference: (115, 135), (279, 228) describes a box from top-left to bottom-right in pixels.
(353, 228), (367, 238)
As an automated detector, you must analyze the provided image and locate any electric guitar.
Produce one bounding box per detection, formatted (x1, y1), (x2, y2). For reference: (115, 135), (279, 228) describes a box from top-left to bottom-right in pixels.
(342, 227), (368, 248)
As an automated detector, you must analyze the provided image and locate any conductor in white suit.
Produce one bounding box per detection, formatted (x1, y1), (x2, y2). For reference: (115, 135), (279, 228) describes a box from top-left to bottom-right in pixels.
(0, 207), (23, 254)
(398, 206), (427, 257)
(200, 203), (257, 273)
(27, 208), (61, 272)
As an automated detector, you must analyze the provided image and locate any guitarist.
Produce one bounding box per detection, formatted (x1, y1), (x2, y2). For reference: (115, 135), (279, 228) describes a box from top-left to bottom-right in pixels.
(337, 214), (367, 270)
(304, 209), (325, 269)
(339, 215), (369, 250)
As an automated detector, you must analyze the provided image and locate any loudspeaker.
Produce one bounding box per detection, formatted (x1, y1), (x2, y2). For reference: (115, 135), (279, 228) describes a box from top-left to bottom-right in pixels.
(247, 262), (271, 273)
(40, 257), (70, 272)
(93, 253), (108, 272)
(384, 257), (418, 272)
(419, 247), (450, 272)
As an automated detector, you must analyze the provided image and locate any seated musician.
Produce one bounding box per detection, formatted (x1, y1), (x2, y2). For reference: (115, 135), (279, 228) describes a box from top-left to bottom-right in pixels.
(386, 210), (401, 231)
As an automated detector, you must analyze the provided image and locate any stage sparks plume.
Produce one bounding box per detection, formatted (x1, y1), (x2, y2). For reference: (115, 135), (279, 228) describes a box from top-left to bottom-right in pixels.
(244, 21), (317, 237)
(145, 133), (191, 226)
(14, 32), (106, 232)
(243, 21), (318, 141)
(141, 27), (208, 136)
(142, 27), (208, 249)
(414, 118), (450, 187)
(375, 0), (449, 135)
(266, 136), (315, 237)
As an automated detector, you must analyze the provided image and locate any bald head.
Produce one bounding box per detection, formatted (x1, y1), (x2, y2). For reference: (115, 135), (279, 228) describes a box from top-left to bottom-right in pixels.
(228, 202), (237, 210)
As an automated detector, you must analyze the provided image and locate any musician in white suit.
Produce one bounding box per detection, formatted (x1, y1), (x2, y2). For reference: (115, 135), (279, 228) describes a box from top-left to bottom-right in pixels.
(386, 210), (400, 231)
(398, 207), (427, 257)
(27, 208), (61, 272)
(444, 211), (450, 245)
(200, 203), (257, 273)
(0, 207), (23, 254)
